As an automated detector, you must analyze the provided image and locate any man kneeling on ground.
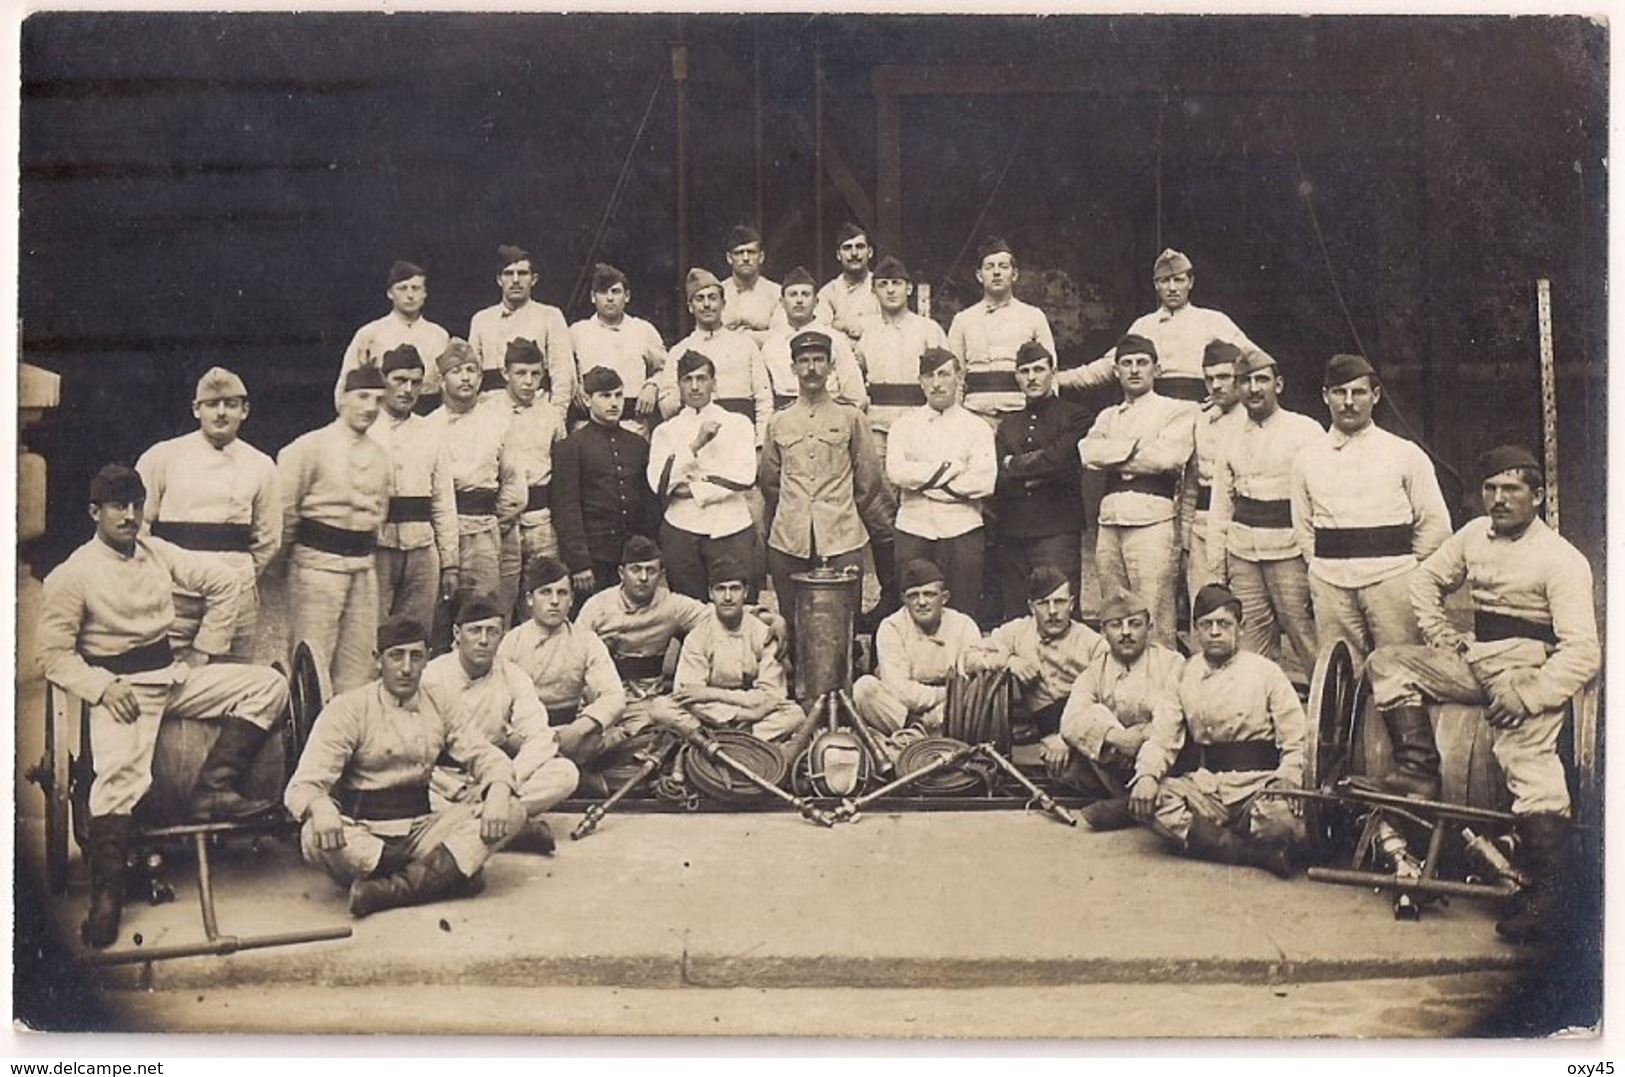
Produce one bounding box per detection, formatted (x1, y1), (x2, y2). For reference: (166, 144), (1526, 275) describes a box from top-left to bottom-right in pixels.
(1128, 584), (1307, 877)
(648, 558), (804, 742)
(285, 615), (524, 918)
(423, 592), (580, 856)
(1041, 585), (1183, 831)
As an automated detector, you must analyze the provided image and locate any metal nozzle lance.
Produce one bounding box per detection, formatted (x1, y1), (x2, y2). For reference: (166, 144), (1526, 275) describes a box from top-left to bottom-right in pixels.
(1461, 827), (1533, 889)
(1372, 819), (1423, 879)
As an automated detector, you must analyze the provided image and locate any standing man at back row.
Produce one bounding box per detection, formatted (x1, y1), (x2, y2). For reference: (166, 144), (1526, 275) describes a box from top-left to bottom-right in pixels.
(816, 222), (881, 345)
(1290, 353), (1451, 666)
(469, 244), (576, 417)
(947, 237), (1056, 423)
(720, 225), (782, 347)
(334, 260), (451, 410)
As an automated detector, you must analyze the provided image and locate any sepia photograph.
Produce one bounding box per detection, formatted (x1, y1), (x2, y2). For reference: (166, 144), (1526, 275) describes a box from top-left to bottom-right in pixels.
(10, 9), (1608, 1044)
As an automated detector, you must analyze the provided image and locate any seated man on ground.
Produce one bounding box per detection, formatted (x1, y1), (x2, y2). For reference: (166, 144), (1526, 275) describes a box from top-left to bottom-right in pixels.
(284, 615), (524, 919)
(962, 565), (1101, 745)
(1128, 584), (1307, 878)
(421, 592), (580, 856)
(1040, 585), (1184, 831)
(647, 558), (804, 744)
(852, 559), (983, 735)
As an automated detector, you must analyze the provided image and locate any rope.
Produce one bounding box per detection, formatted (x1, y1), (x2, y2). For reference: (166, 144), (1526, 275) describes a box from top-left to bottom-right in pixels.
(566, 66), (669, 316)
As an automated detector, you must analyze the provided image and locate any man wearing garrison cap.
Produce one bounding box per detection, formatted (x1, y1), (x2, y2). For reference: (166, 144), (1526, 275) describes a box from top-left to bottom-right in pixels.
(759, 266), (869, 426)
(568, 263), (668, 437)
(1079, 333), (1197, 648)
(647, 348), (760, 602)
(962, 565), (1101, 744)
(424, 339), (527, 610)
(369, 344), (459, 631)
(285, 614), (524, 919)
(1183, 340), (1248, 616)
(41, 464), (292, 947)
(990, 339), (1092, 621)
(649, 558), (805, 743)
(499, 556), (626, 765)
(1206, 348), (1322, 681)
(852, 558), (984, 735)
(657, 267), (772, 439)
(1129, 584), (1307, 879)
(333, 259), (451, 411)
(1289, 353), (1451, 668)
(816, 222), (881, 342)
(886, 346), (998, 623)
(1042, 583), (1184, 831)
(1365, 447), (1598, 944)
(552, 366), (659, 597)
(135, 366), (281, 659)
(421, 592), (580, 856)
(468, 244), (576, 415)
(1056, 248), (1258, 404)
(276, 365), (393, 693)
(720, 224), (783, 346)
(856, 254), (949, 449)
(946, 236), (1057, 422)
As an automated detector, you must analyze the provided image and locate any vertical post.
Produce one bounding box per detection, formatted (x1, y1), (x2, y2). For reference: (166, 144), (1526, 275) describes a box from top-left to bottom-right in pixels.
(1536, 278), (1560, 532)
(814, 29), (825, 282)
(753, 23), (765, 232)
(672, 24), (691, 306)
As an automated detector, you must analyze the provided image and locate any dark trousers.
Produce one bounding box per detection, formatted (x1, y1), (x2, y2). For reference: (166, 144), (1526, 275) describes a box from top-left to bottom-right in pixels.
(659, 521), (759, 602)
(999, 531), (1084, 622)
(895, 527), (985, 624)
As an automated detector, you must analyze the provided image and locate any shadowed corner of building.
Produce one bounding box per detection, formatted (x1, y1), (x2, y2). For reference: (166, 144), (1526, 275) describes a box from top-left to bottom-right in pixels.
(12, 841), (121, 1033)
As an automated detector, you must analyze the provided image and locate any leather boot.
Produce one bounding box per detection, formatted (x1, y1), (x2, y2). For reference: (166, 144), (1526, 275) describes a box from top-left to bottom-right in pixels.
(1497, 813), (1573, 945)
(189, 717), (279, 820)
(1080, 797), (1137, 832)
(505, 817), (557, 856)
(348, 845), (470, 918)
(81, 814), (134, 949)
(1185, 816), (1294, 879)
(1376, 706), (1441, 800)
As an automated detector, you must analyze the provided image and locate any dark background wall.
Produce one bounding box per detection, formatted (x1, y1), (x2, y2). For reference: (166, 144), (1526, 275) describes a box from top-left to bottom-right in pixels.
(18, 13), (1607, 572)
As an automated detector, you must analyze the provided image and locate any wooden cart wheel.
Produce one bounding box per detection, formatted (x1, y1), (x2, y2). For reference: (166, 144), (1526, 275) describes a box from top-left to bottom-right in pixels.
(284, 640), (332, 779)
(1301, 640), (1358, 855)
(1571, 679), (1601, 837)
(42, 687), (73, 895)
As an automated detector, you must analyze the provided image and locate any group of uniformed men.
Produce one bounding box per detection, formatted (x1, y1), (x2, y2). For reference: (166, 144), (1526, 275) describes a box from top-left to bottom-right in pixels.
(38, 226), (1597, 955)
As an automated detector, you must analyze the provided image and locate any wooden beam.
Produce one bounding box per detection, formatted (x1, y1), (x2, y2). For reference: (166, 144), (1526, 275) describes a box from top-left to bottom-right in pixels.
(787, 113), (876, 237)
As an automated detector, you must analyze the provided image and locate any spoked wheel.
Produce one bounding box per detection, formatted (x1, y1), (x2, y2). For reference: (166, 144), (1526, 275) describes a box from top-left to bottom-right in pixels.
(284, 640), (332, 780)
(37, 687), (76, 895)
(1302, 640), (1360, 854)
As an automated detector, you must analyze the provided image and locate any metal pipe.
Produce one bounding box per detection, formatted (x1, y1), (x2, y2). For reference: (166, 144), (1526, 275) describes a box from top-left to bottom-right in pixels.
(194, 832), (220, 941)
(682, 729), (836, 827)
(571, 736), (678, 841)
(834, 741), (982, 823)
(1306, 866), (1518, 902)
(975, 745), (1077, 827)
(84, 926), (354, 968)
(833, 690), (894, 779)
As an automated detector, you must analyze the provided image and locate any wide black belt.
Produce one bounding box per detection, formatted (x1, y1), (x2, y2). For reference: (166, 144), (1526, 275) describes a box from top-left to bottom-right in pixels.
(297, 518), (377, 557)
(1475, 611), (1558, 646)
(1201, 741), (1281, 773)
(1232, 495), (1294, 529)
(964, 370), (1018, 394)
(772, 393), (797, 412)
(524, 484), (552, 513)
(613, 653), (667, 681)
(868, 384), (927, 407)
(85, 638), (174, 676)
(1155, 375), (1208, 402)
(1104, 472), (1179, 500)
(151, 520), (254, 553)
(336, 785), (430, 822)
(716, 397), (755, 419)
(1314, 524), (1411, 559)
(456, 487), (499, 517)
(1194, 483), (1212, 511)
(546, 704), (580, 727)
(386, 496), (434, 524)
(479, 368), (507, 393)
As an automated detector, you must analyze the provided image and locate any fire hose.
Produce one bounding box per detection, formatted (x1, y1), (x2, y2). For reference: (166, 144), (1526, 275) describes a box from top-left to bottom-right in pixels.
(679, 727), (837, 828)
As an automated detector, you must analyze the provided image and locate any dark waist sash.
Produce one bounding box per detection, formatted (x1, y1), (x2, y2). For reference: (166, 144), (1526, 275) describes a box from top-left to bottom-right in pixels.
(1475, 611), (1558, 646)
(455, 487), (499, 517)
(546, 704), (580, 727)
(85, 638), (175, 676)
(1232, 495), (1294, 529)
(772, 393), (797, 412)
(868, 384), (927, 407)
(716, 397), (755, 419)
(1155, 375), (1208, 402)
(1201, 741), (1281, 773)
(1195, 483), (1212, 511)
(964, 371), (1019, 394)
(336, 785), (430, 822)
(479, 368), (507, 393)
(386, 496), (434, 524)
(1314, 524), (1412, 559)
(151, 520), (254, 553)
(613, 652), (667, 681)
(524, 484), (551, 513)
(1104, 472), (1179, 500)
(297, 518), (377, 557)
